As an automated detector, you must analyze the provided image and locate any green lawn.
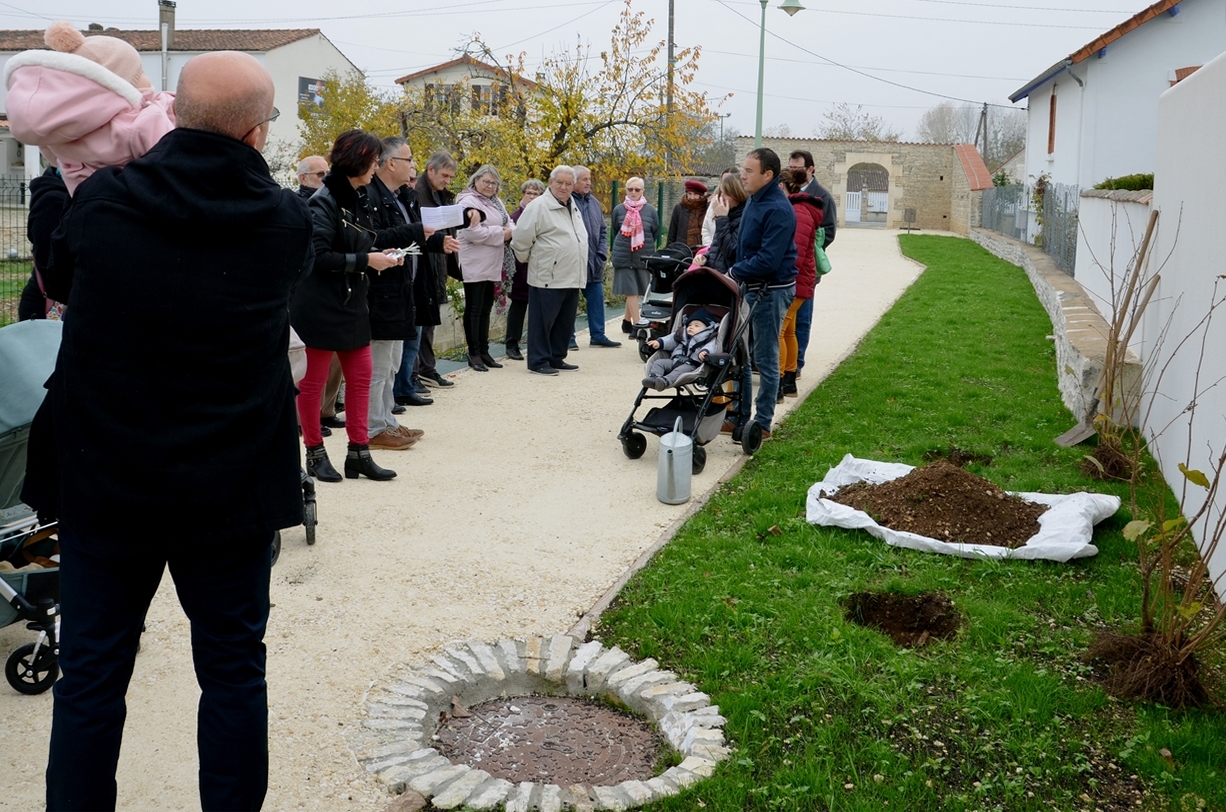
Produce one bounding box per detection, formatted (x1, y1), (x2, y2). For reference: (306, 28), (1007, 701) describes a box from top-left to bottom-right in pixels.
(596, 235), (1225, 811)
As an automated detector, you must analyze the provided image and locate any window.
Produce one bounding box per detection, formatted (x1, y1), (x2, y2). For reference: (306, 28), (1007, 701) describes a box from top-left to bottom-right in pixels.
(1047, 89), (1057, 154)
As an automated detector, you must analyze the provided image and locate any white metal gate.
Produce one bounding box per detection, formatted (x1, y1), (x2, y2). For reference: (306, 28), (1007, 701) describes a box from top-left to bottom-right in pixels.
(845, 191), (862, 223)
(867, 191), (889, 214)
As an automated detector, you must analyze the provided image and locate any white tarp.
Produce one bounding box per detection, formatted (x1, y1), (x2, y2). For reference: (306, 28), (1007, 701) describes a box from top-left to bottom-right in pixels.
(805, 454), (1121, 562)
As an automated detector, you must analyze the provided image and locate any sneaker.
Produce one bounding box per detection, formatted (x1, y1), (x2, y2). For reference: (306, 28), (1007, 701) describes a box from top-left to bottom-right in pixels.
(590, 336), (622, 348)
(551, 361), (579, 371)
(392, 426), (425, 440)
(412, 377), (431, 395)
(368, 429), (417, 450)
(421, 370), (454, 388)
(529, 365), (559, 376)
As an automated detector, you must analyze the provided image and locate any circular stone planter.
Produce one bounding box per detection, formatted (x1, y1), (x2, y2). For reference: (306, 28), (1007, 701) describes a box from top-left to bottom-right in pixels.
(348, 635), (729, 811)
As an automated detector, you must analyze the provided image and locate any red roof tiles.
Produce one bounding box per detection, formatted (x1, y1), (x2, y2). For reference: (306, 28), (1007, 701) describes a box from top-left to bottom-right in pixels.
(954, 144), (993, 191)
(0, 28), (320, 53)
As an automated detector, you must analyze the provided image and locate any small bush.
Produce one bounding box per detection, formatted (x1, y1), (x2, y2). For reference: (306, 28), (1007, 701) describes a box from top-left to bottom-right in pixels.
(1094, 174), (1154, 191)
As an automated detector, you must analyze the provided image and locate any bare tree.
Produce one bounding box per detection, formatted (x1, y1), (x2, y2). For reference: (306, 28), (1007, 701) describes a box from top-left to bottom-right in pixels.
(914, 101), (978, 145)
(815, 103), (900, 142)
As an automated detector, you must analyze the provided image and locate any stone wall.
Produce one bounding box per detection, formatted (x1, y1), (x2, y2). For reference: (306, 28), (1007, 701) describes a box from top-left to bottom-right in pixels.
(734, 137), (969, 233)
(969, 228), (1141, 424)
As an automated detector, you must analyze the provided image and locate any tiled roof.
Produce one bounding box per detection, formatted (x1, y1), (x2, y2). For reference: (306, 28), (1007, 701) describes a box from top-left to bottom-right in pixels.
(395, 54), (537, 90)
(1171, 64), (1202, 84)
(954, 144), (993, 191)
(1011, 0), (1182, 101)
(0, 28), (320, 53)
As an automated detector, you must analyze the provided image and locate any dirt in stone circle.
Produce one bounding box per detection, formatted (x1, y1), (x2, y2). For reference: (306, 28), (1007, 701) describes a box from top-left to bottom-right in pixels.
(825, 459), (1048, 548)
(434, 695), (664, 786)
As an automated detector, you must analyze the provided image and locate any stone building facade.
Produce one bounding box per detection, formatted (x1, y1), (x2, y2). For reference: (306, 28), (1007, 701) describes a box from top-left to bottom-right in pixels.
(731, 137), (991, 235)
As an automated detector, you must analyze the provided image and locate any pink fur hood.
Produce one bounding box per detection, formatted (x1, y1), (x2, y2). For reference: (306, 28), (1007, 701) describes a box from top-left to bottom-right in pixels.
(4, 49), (175, 193)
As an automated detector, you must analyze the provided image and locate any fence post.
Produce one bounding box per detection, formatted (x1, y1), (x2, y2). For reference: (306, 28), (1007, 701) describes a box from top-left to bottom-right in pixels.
(610, 179), (619, 215)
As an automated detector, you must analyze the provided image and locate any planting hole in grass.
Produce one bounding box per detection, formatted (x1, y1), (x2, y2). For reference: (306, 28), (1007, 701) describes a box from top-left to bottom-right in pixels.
(920, 445), (994, 467)
(827, 459), (1046, 548)
(842, 591), (962, 647)
(436, 695), (663, 785)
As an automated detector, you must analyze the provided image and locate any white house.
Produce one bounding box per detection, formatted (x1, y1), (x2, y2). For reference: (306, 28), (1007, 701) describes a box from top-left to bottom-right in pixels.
(395, 55), (535, 118)
(1010, 0), (1226, 191)
(0, 0), (358, 183)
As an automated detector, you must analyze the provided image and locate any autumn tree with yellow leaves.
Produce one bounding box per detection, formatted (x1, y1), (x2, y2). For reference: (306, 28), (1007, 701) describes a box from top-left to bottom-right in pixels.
(296, 0), (721, 188)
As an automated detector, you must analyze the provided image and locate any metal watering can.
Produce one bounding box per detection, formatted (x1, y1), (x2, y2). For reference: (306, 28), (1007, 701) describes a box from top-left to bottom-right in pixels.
(656, 417), (692, 504)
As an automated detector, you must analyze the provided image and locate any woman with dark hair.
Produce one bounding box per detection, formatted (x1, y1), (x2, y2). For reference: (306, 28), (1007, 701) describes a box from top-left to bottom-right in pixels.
(456, 164), (513, 371)
(777, 167), (824, 400)
(700, 173), (748, 272)
(291, 129), (406, 483)
(504, 179), (544, 360)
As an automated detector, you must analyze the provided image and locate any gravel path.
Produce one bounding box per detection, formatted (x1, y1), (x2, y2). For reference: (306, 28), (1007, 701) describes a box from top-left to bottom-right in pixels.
(0, 229), (927, 811)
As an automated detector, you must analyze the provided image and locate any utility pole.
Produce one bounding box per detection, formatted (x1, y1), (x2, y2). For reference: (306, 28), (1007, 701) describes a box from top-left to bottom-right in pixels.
(666, 0), (675, 171)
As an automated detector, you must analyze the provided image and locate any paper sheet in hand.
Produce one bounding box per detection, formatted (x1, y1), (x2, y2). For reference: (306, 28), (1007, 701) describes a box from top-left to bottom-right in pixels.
(421, 205), (464, 229)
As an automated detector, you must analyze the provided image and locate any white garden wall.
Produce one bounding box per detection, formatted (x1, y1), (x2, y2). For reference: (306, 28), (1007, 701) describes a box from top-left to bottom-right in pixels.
(1144, 48), (1226, 596)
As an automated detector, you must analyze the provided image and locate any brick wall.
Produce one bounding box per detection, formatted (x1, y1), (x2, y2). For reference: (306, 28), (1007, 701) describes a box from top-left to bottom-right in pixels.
(734, 137), (968, 232)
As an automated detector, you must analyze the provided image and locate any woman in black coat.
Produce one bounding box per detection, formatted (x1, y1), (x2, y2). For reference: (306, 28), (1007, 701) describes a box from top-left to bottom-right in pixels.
(290, 130), (404, 483)
(701, 173), (748, 273)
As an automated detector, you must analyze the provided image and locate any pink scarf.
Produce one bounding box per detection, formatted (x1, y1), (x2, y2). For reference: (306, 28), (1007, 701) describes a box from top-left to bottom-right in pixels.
(621, 197), (646, 252)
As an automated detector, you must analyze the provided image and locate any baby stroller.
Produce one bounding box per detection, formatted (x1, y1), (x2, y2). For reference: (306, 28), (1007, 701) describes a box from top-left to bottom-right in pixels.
(617, 266), (767, 474)
(0, 319), (62, 694)
(634, 242), (694, 346)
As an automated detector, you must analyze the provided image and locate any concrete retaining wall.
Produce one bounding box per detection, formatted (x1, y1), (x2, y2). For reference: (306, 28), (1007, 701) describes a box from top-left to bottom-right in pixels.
(969, 227), (1140, 423)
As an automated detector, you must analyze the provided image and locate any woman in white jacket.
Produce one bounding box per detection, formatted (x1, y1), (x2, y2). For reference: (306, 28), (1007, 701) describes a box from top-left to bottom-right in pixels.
(509, 166), (588, 375)
(456, 165), (514, 371)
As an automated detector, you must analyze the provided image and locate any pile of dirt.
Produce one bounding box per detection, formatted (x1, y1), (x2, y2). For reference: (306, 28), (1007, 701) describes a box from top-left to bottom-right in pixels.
(827, 459), (1047, 548)
(842, 591), (961, 647)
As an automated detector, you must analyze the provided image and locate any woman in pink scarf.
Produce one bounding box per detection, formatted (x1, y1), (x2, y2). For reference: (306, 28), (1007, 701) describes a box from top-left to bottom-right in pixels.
(610, 177), (661, 333)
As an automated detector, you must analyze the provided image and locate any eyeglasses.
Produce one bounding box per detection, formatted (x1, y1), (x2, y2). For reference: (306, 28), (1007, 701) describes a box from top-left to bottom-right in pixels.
(303, 171), (326, 179)
(626, 187), (644, 192)
(241, 106), (279, 142)
(388, 156), (413, 165)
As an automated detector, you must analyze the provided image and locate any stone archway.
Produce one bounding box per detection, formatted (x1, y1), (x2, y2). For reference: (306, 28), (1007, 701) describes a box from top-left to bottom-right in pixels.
(845, 162), (890, 226)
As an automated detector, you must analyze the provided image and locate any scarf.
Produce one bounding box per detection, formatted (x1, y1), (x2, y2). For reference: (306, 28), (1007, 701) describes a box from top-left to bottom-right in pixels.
(682, 195), (707, 249)
(621, 197), (647, 252)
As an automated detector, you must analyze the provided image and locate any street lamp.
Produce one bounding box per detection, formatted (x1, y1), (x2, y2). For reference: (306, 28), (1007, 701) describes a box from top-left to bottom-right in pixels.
(754, 0), (805, 147)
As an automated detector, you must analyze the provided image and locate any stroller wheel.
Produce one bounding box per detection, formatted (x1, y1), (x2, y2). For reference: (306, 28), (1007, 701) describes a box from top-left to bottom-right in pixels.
(741, 421), (763, 455)
(6, 642), (59, 695)
(622, 431), (647, 460)
(304, 500), (317, 546)
(270, 532), (282, 567)
(692, 445), (707, 475)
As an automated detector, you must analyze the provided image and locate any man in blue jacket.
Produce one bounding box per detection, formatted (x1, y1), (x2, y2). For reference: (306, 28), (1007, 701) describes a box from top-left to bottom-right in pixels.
(571, 165), (620, 348)
(727, 147), (797, 440)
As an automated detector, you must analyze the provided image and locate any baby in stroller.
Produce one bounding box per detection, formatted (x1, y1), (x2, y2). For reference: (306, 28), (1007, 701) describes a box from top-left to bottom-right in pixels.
(641, 308), (721, 391)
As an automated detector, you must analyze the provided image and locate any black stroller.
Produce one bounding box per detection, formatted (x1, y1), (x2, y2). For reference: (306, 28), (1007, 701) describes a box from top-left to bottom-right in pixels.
(617, 266), (767, 474)
(634, 242), (694, 346)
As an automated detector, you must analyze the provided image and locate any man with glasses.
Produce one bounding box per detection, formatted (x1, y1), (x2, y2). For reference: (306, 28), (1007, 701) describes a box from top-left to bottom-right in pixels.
(40, 51), (312, 810)
(571, 165), (620, 349)
(296, 154), (328, 199)
(511, 165), (588, 375)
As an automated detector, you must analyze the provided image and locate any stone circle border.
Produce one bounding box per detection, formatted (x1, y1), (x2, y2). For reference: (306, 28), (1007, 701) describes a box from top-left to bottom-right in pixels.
(348, 635), (729, 810)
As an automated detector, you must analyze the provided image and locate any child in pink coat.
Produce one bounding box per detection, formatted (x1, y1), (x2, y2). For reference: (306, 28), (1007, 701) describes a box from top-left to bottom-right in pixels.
(4, 21), (176, 194)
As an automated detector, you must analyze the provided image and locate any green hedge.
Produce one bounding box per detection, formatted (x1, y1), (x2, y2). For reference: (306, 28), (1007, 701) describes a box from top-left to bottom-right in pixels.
(1093, 173), (1154, 191)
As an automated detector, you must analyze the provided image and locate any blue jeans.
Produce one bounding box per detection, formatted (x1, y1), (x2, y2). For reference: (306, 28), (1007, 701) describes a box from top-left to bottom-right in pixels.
(48, 528), (273, 811)
(393, 328), (421, 399)
(738, 284), (795, 431)
(571, 279), (607, 343)
(795, 296), (813, 372)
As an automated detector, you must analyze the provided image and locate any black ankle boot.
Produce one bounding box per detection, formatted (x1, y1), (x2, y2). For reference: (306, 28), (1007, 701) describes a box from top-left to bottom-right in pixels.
(345, 443), (396, 480)
(505, 341), (524, 361)
(479, 351), (503, 368)
(782, 370), (798, 398)
(305, 444), (342, 483)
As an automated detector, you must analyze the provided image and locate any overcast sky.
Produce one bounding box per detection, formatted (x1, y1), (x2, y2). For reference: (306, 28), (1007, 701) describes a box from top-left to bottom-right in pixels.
(1, 0), (1160, 139)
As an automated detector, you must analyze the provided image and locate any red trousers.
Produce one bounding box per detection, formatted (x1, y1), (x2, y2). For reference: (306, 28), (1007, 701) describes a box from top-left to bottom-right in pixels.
(297, 346), (371, 447)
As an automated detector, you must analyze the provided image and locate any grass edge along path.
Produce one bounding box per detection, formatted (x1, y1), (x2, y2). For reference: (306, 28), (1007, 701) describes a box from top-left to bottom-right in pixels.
(596, 235), (1226, 812)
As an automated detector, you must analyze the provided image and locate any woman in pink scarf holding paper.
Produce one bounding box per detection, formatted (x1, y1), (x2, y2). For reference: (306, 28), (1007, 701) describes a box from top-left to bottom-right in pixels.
(610, 177), (660, 334)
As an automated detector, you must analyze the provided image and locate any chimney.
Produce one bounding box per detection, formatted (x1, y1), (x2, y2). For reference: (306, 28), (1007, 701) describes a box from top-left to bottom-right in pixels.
(158, 0), (176, 48)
